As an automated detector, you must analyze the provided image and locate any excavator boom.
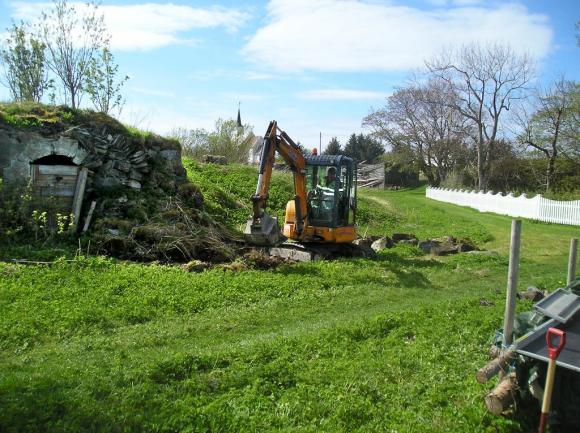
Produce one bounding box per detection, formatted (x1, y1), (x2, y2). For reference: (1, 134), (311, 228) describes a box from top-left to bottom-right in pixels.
(244, 121), (307, 246)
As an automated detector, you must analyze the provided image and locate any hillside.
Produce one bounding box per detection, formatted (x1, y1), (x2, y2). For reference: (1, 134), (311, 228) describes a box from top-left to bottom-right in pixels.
(183, 159), (294, 231)
(1, 173), (578, 432)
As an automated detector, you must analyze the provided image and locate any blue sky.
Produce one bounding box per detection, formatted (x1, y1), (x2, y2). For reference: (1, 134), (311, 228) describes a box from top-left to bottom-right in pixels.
(1, 0), (579, 148)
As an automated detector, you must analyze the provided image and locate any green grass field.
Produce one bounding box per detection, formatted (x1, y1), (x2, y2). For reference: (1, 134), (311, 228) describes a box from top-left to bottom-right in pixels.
(0, 164), (578, 432)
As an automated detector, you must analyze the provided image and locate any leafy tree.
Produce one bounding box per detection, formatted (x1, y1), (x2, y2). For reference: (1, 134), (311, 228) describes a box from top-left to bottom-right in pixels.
(170, 127), (210, 160)
(323, 137), (342, 155)
(383, 147), (420, 187)
(343, 133), (384, 163)
(38, 0), (109, 108)
(85, 46), (128, 115)
(207, 118), (255, 163)
(426, 43), (534, 190)
(516, 78), (579, 191)
(0, 22), (49, 102)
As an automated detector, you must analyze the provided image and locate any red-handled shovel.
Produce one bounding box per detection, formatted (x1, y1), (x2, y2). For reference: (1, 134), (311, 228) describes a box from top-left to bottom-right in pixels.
(538, 327), (566, 433)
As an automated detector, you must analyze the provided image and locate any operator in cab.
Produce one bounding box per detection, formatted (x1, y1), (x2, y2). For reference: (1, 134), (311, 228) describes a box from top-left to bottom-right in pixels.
(324, 167), (341, 189)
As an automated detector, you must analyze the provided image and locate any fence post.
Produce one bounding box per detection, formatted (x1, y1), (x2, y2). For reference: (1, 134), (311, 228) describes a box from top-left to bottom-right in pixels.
(502, 220), (522, 348)
(568, 238), (578, 286)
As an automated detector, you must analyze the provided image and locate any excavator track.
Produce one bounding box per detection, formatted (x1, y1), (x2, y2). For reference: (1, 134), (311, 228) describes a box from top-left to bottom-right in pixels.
(265, 240), (375, 262)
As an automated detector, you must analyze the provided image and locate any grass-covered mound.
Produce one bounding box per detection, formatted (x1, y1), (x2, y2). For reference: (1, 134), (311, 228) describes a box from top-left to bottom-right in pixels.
(0, 103), (237, 263)
(0, 101), (147, 138)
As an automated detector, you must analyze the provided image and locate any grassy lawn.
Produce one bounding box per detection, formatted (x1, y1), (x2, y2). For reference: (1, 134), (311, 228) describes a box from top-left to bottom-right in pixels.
(0, 172), (578, 432)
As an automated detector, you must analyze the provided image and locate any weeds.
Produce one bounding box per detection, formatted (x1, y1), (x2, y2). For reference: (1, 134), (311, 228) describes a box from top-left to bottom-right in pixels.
(0, 181), (77, 247)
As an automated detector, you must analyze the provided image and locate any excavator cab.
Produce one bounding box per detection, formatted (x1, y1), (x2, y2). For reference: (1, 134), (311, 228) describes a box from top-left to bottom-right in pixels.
(282, 155), (357, 244)
(303, 155), (356, 229)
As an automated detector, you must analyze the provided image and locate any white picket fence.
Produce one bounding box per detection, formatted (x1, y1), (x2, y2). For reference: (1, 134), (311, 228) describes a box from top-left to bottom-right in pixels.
(426, 187), (580, 226)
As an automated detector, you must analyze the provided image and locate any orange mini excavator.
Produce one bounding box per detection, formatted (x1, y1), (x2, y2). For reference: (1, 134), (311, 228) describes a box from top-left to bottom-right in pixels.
(244, 120), (358, 250)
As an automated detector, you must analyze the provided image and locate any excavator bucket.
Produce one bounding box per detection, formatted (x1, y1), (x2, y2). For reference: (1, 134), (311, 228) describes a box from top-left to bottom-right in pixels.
(244, 213), (285, 246)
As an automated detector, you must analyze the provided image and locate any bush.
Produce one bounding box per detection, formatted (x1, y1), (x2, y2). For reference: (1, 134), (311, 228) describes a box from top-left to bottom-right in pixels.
(0, 180), (79, 244)
(489, 157), (580, 197)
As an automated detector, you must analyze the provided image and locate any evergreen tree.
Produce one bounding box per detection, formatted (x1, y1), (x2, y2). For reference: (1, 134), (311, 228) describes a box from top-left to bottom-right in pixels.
(343, 133), (384, 163)
(323, 137), (342, 155)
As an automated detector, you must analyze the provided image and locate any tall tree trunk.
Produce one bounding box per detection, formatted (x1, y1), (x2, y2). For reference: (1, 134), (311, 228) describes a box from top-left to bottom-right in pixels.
(433, 173), (442, 187)
(477, 143), (486, 190)
(546, 153), (556, 192)
(70, 85), (76, 109)
(546, 118), (561, 192)
(425, 172), (436, 186)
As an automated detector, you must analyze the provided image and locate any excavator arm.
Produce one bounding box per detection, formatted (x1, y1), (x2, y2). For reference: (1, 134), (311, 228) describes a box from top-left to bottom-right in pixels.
(245, 120), (308, 246)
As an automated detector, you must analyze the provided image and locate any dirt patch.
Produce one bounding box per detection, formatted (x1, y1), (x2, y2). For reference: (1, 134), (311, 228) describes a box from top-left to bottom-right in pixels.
(182, 249), (287, 273)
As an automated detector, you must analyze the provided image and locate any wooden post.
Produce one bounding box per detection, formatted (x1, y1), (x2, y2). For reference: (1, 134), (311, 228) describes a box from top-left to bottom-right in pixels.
(72, 167), (89, 227)
(567, 238), (578, 286)
(82, 200), (97, 233)
(503, 220), (522, 348)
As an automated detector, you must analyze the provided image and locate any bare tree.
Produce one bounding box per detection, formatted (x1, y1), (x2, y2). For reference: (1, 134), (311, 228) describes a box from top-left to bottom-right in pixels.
(38, 0), (109, 109)
(426, 43), (534, 190)
(363, 78), (469, 186)
(516, 77), (579, 191)
(1, 22), (49, 102)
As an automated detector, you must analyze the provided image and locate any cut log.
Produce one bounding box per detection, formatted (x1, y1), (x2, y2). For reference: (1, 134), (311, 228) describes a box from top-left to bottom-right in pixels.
(476, 349), (515, 384)
(485, 373), (517, 415)
(488, 345), (502, 360)
(82, 200), (97, 233)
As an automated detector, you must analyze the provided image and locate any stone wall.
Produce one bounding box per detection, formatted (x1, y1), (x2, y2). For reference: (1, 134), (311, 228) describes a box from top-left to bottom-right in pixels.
(0, 122), (186, 195)
(0, 131), (86, 180)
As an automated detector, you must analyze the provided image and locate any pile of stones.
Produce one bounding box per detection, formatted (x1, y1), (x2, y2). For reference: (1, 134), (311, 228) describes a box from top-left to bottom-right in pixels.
(354, 233), (477, 255)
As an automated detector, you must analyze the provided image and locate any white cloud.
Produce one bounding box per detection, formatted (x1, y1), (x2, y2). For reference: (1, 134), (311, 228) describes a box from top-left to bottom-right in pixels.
(9, 2), (250, 51)
(242, 0), (553, 72)
(222, 92), (265, 102)
(120, 102), (220, 135)
(427, 0), (485, 6)
(298, 89), (385, 100)
(187, 69), (285, 82)
(130, 87), (176, 98)
(243, 71), (278, 81)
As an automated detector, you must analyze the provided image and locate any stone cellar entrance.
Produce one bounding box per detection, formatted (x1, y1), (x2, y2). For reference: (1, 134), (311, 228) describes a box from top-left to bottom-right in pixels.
(30, 154), (87, 227)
